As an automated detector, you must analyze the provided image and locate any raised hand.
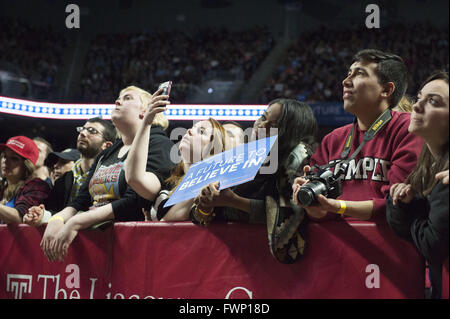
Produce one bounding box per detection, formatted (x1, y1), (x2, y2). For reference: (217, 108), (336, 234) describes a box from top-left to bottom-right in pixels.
(139, 88), (170, 125)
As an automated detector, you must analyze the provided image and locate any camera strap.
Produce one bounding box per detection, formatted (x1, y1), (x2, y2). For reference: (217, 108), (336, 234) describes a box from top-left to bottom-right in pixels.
(315, 109), (392, 174)
(340, 108), (392, 162)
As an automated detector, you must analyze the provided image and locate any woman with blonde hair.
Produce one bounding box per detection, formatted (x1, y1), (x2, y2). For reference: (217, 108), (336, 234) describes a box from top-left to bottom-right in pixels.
(0, 136), (50, 223)
(125, 96), (229, 221)
(393, 95), (414, 113)
(40, 86), (174, 262)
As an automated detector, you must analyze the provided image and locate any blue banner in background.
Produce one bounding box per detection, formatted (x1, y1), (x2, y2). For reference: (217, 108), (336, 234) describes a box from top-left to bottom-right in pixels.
(310, 102), (354, 126)
(164, 135), (278, 208)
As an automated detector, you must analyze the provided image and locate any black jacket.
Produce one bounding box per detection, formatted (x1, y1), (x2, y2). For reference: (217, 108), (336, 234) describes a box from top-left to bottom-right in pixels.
(69, 125), (175, 221)
(386, 181), (449, 298)
(44, 170), (75, 213)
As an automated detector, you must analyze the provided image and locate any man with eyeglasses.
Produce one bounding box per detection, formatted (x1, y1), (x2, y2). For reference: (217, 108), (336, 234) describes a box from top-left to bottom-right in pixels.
(24, 117), (117, 226)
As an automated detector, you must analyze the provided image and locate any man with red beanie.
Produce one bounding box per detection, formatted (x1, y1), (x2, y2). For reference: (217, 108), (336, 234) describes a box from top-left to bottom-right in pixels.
(0, 136), (50, 223)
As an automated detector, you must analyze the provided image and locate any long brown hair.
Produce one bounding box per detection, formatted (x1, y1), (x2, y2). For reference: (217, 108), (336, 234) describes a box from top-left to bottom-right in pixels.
(406, 71), (449, 196)
(0, 157), (36, 204)
(166, 118), (228, 193)
(394, 95), (413, 113)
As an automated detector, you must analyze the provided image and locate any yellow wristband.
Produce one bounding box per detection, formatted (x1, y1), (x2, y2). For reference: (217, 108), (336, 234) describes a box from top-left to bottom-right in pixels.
(337, 200), (346, 215)
(48, 215), (64, 223)
(197, 207), (212, 216)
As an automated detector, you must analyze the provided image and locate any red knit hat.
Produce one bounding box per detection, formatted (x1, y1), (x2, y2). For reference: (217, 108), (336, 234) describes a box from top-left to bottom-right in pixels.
(0, 136), (39, 165)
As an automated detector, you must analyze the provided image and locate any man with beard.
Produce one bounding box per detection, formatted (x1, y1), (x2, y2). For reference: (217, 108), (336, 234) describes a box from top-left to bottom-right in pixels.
(23, 117), (116, 226)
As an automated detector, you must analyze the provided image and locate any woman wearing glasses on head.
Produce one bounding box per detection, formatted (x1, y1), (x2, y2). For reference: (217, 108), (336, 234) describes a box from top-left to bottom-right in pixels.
(40, 86), (175, 262)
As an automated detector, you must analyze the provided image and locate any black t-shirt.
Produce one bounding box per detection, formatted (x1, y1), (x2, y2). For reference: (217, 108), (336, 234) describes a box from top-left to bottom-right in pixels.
(88, 145), (127, 208)
(69, 125), (175, 221)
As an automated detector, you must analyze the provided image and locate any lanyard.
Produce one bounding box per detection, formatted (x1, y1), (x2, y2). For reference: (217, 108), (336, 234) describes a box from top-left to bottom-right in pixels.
(316, 109), (393, 175)
(340, 108), (392, 162)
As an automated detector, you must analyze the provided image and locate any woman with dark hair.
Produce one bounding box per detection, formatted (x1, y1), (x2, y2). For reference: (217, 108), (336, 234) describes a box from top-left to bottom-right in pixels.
(193, 99), (318, 263)
(386, 71), (449, 298)
(0, 136), (50, 223)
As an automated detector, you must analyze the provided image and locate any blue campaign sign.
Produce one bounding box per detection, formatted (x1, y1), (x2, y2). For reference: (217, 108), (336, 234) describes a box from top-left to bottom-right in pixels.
(164, 135), (278, 208)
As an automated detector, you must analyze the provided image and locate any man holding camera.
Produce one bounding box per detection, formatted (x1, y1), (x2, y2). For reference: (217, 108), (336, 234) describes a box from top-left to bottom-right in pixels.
(292, 49), (423, 222)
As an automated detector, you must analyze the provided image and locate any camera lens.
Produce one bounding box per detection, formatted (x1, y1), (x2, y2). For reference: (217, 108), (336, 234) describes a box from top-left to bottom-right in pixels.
(297, 187), (315, 206)
(297, 180), (328, 206)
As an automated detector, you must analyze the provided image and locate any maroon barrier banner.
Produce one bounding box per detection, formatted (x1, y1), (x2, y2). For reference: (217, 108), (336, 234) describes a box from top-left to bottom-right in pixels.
(0, 221), (424, 299)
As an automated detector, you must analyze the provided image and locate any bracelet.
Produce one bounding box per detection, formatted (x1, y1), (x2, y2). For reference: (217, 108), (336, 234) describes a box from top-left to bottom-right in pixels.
(197, 207), (213, 216)
(190, 204), (215, 227)
(48, 215), (64, 223)
(337, 200), (346, 215)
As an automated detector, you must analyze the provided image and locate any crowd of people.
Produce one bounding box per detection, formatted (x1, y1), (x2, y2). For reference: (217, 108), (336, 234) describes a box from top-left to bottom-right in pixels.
(0, 17), (67, 99)
(2, 18), (448, 110)
(1, 44), (448, 298)
(260, 23), (449, 104)
(79, 26), (274, 103)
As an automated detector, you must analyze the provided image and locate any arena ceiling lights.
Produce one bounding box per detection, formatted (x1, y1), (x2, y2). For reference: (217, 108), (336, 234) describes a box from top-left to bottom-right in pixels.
(0, 96), (265, 121)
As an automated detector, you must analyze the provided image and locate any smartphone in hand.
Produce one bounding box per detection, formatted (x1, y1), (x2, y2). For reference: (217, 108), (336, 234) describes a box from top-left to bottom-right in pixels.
(158, 81), (172, 96)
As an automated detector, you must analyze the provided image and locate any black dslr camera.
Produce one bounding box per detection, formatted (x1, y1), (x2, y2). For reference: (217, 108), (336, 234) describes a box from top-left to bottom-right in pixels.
(296, 163), (347, 206)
